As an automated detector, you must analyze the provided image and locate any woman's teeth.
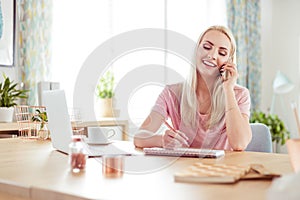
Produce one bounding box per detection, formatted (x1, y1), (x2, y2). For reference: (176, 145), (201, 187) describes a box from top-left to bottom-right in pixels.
(203, 60), (216, 67)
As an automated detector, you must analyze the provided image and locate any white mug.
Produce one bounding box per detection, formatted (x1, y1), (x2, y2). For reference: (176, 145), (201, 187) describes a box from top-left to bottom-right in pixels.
(87, 127), (115, 144)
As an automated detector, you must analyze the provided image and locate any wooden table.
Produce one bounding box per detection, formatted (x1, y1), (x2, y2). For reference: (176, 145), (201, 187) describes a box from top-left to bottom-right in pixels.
(0, 138), (293, 200)
(0, 119), (129, 140)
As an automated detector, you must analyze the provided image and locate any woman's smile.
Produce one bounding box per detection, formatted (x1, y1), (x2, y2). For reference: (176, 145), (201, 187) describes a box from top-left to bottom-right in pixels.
(202, 59), (217, 68)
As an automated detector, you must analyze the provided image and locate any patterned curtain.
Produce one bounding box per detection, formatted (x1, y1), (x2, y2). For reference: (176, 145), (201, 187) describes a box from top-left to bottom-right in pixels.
(16, 0), (52, 105)
(226, 0), (261, 110)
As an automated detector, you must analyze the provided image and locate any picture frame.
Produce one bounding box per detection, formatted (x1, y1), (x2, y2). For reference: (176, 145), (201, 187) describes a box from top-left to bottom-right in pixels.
(0, 0), (15, 67)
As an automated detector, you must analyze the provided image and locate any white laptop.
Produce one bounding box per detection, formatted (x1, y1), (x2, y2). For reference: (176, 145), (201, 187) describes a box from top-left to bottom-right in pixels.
(42, 90), (132, 157)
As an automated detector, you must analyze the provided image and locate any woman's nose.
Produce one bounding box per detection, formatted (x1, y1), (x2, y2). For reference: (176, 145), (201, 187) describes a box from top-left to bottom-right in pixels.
(208, 50), (218, 59)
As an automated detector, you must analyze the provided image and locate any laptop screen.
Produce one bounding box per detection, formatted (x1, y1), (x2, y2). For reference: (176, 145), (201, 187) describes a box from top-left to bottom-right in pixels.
(42, 90), (73, 154)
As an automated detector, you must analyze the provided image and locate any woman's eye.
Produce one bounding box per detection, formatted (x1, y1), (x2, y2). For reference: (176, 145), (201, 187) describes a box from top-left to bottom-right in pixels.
(203, 44), (211, 50)
(219, 51), (227, 56)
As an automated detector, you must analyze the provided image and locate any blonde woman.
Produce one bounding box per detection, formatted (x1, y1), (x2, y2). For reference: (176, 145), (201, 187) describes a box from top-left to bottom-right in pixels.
(134, 25), (252, 151)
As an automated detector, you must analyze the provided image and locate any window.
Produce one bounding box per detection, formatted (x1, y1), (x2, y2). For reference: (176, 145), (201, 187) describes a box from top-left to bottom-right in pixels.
(52, 0), (227, 135)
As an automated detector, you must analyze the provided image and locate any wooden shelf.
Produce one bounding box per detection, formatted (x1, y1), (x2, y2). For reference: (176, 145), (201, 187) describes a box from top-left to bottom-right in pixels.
(0, 122), (19, 131)
(0, 119), (129, 140)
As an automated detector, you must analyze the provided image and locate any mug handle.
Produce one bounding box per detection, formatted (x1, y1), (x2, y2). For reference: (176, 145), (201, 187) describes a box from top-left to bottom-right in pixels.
(107, 129), (116, 139)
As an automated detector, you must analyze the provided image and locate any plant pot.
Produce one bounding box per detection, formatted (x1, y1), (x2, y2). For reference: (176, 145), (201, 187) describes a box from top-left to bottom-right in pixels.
(272, 141), (281, 153)
(0, 107), (14, 122)
(99, 98), (114, 117)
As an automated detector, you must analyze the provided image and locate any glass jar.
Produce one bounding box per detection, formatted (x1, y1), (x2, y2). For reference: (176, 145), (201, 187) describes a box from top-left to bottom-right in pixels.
(69, 136), (87, 173)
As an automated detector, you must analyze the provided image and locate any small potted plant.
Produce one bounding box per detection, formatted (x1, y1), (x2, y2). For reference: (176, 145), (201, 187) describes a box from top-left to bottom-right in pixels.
(96, 70), (116, 117)
(31, 108), (49, 140)
(0, 74), (28, 122)
(250, 110), (290, 151)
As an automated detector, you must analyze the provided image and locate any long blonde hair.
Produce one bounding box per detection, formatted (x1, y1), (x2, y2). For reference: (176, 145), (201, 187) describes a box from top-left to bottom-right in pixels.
(181, 25), (236, 129)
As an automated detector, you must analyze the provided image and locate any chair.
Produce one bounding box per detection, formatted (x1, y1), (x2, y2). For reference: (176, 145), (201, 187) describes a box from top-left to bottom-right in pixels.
(245, 123), (273, 153)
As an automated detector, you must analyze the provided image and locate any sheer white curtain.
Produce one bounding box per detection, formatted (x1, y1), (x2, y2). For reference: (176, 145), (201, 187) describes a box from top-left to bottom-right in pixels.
(51, 0), (226, 132)
(52, 0), (112, 104)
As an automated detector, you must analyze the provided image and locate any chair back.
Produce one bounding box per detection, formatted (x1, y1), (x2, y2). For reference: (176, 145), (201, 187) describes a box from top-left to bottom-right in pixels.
(246, 123), (273, 153)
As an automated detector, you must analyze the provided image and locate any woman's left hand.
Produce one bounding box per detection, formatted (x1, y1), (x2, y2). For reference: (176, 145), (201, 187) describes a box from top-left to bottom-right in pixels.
(221, 62), (238, 89)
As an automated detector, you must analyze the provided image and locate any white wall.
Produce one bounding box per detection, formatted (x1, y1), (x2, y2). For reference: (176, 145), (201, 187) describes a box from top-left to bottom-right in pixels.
(0, 67), (17, 83)
(261, 0), (300, 142)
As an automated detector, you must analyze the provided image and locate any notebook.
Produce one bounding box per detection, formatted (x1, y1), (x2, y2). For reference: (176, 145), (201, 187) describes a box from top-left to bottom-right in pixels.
(42, 90), (132, 157)
(143, 147), (225, 158)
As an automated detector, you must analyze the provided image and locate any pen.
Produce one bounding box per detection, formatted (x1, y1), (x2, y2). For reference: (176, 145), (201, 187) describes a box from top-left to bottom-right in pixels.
(164, 120), (176, 132)
(164, 120), (189, 146)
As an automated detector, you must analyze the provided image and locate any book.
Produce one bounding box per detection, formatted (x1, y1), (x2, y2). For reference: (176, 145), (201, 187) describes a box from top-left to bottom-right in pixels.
(143, 147), (225, 158)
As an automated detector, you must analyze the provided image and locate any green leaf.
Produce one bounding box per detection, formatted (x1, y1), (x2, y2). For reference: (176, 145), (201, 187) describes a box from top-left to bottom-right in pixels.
(96, 70), (115, 99)
(0, 74), (28, 107)
(250, 110), (290, 145)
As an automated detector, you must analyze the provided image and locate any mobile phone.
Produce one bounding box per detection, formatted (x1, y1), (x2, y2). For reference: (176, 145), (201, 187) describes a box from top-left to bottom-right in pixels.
(220, 57), (232, 80)
(220, 64), (230, 80)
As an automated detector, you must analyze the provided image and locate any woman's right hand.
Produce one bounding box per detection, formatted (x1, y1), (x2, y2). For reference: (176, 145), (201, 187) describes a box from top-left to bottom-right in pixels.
(162, 130), (189, 149)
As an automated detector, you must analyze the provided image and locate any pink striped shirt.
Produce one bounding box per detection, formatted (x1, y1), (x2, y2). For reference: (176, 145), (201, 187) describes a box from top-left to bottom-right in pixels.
(152, 83), (251, 150)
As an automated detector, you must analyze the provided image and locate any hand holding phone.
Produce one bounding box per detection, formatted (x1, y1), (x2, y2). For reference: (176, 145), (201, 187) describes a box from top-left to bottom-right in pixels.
(220, 64), (230, 81)
(220, 57), (232, 81)
(223, 69), (230, 80)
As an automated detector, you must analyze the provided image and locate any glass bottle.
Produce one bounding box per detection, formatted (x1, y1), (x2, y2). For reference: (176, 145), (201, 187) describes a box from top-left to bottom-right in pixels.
(38, 123), (49, 140)
(69, 136), (87, 173)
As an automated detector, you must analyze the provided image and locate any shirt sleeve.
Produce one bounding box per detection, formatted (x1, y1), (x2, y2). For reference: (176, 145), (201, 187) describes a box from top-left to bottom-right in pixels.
(151, 86), (170, 119)
(236, 87), (251, 117)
